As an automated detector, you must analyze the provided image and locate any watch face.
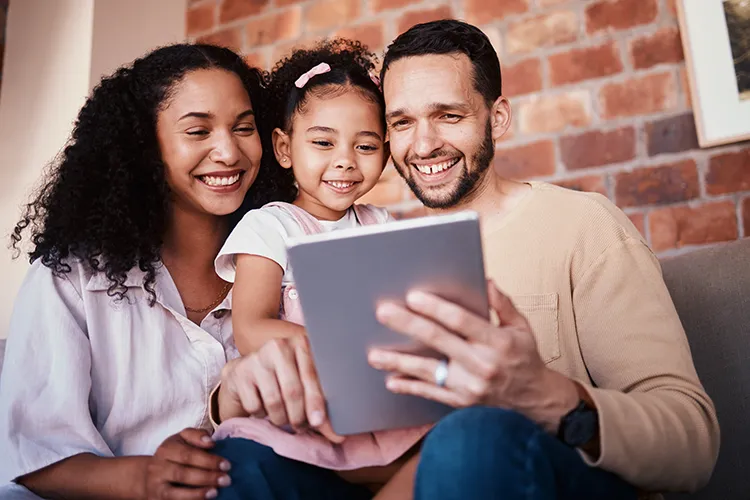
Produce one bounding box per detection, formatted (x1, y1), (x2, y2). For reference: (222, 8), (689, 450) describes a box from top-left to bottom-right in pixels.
(564, 409), (597, 447)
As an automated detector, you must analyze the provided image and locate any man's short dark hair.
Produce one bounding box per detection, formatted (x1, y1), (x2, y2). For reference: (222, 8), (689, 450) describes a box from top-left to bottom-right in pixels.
(381, 19), (502, 105)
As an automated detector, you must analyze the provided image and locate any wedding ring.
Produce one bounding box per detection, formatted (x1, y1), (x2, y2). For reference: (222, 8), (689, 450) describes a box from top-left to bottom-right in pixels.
(434, 359), (448, 388)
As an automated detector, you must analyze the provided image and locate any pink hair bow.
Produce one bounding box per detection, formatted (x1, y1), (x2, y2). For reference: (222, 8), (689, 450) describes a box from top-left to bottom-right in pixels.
(294, 62), (331, 88)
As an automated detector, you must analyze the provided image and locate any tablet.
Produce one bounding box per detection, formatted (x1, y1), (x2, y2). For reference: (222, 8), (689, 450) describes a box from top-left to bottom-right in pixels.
(287, 210), (489, 435)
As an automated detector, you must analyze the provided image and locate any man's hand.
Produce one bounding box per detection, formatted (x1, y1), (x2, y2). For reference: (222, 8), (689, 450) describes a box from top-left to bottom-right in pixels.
(367, 280), (580, 433)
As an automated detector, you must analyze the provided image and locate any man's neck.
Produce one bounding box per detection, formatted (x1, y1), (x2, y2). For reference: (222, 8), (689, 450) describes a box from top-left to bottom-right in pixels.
(425, 172), (531, 222)
(161, 205), (229, 277)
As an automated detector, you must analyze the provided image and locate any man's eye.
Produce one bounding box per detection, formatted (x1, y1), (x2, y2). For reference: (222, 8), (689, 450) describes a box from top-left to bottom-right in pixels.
(442, 114), (461, 121)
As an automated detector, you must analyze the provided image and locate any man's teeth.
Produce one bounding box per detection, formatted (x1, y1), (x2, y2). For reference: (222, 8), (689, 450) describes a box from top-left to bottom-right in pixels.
(327, 181), (355, 189)
(415, 159), (458, 175)
(202, 173), (241, 187)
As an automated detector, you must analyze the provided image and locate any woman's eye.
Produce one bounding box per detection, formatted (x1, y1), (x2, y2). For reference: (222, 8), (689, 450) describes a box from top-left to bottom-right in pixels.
(234, 126), (255, 135)
(186, 129), (209, 136)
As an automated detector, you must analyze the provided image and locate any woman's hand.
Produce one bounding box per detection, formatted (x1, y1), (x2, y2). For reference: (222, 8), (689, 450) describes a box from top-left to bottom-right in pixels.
(142, 428), (232, 499)
(218, 336), (344, 443)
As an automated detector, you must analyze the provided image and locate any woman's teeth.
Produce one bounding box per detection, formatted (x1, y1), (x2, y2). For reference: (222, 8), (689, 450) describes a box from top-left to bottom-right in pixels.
(201, 173), (241, 187)
(326, 181), (356, 189)
(415, 158), (459, 175)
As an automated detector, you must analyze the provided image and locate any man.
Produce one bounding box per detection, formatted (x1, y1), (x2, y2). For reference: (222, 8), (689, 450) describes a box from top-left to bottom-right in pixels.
(216, 20), (718, 499)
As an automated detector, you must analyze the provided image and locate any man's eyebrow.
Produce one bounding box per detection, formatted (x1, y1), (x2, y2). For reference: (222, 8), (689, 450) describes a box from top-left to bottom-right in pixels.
(427, 102), (472, 114)
(385, 108), (408, 121)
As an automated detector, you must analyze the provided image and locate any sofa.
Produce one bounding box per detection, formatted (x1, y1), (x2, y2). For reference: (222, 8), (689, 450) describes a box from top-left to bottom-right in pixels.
(0, 238), (748, 497)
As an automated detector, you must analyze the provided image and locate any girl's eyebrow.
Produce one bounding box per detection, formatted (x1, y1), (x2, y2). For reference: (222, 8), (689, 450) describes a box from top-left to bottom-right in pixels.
(358, 131), (383, 141)
(306, 126), (337, 134)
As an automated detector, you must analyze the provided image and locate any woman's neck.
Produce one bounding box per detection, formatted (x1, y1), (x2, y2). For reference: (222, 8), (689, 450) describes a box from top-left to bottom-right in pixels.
(161, 206), (229, 276)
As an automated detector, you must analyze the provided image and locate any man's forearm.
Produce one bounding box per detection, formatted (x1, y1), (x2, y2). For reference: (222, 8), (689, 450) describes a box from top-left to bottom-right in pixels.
(18, 453), (147, 500)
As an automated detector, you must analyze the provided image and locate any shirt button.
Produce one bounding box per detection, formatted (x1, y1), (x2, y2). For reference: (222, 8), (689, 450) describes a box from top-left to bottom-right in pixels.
(212, 309), (228, 319)
(288, 289), (298, 300)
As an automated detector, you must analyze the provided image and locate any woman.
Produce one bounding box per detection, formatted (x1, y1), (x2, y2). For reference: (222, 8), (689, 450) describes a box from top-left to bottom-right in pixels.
(0, 44), (291, 499)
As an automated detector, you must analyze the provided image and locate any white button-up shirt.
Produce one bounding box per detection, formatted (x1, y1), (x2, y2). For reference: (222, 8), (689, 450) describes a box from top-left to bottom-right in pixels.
(0, 259), (238, 484)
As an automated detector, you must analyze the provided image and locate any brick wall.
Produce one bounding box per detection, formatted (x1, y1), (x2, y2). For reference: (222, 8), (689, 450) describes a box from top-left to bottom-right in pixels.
(187, 0), (750, 256)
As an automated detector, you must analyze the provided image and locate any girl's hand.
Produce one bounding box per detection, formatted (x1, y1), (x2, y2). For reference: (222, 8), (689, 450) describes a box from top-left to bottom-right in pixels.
(219, 336), (344, 443)
(143, 428), (232, 499)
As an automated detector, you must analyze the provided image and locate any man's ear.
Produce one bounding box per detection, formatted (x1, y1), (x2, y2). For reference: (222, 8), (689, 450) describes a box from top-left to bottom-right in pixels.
(272, 128), (293, 169)
(490, 96), (512, 143)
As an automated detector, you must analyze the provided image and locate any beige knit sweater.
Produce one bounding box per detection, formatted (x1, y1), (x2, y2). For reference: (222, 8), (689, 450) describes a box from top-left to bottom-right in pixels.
(482, 182), (719, 493)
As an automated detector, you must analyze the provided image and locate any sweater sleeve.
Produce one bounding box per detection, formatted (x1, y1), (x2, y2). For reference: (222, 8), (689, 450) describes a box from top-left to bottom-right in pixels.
(572, 238), (719, 492)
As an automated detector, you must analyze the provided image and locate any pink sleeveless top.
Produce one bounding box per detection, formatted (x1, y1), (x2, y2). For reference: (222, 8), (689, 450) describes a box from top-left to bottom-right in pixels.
(213, 202), (431, 470)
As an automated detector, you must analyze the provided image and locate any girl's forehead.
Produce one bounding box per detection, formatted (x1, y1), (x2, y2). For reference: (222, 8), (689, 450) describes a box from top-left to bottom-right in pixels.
(293, 89), (384, 131)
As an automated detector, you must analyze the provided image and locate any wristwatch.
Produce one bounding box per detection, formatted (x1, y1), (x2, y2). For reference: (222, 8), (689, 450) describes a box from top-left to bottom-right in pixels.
(557, 400), (599, 448)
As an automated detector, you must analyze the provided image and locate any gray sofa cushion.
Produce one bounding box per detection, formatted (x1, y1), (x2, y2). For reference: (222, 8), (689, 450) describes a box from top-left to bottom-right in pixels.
(661, 238), (750, 499)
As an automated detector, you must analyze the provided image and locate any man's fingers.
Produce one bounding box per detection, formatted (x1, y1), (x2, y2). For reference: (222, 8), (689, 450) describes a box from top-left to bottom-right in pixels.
(317, 419), (346, 444)
(367, 349), (442, 384)
(253, 362), (289, 427)
(384, 375), (468, 408)
(487, 280), (527, 328)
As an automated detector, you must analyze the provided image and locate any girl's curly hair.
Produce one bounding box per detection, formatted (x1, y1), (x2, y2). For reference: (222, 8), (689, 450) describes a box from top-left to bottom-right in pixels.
(10, 43), (291, 304)
(264, 38), (385, 199)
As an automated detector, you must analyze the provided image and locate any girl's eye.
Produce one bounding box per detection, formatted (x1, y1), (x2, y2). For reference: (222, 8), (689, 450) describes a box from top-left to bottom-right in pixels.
(313, 140), (333, 147)
(357, 144), (379, 152)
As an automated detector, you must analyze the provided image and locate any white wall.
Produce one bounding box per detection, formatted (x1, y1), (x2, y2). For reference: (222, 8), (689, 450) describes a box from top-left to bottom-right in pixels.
(0, 0), (186, 338)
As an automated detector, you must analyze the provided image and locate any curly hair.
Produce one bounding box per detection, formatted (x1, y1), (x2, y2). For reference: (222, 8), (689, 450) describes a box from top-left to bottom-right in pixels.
(265, 38), (385, 198)
(10, 43), (290, 304)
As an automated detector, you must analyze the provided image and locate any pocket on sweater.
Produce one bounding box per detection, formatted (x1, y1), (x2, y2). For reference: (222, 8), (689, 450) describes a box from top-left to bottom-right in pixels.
(512, 293), (560, 364)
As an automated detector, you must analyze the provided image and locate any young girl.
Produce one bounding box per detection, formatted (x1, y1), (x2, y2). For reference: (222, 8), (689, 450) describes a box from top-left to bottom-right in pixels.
(212, 39), (429, 492)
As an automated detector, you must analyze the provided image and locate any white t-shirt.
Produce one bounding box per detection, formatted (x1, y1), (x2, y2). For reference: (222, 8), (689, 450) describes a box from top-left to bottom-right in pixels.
(215, 203), (391, 286)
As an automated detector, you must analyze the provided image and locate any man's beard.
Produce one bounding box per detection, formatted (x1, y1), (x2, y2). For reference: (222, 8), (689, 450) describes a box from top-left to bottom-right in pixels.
(393, 121), (494, 209)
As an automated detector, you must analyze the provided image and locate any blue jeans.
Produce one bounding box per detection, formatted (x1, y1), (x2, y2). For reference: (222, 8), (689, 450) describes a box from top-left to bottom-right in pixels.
(214, 407), (637, 500)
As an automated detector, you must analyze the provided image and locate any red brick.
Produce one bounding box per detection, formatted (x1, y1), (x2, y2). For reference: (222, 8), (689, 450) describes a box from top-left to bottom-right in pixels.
(706, 149), (750, 195)
(555, 175), (607, 196)
(272, 37), (320, 65)
(614, 160), (699, 208)
(494, 140), (556, 180)
(243, 50), (268, 70)
(187, 3), (215, 36)
(585, 0), (658, 33)
(518, 90), (591, 134)
(743, 198), (750, 237)
(630, 28), (684, 70)
(466, 0), (528, 25)
(397, 6), (454, 35)
(370, 0), (416, 13)
(220, 0), (269, 23)
(503, 58), (543, 97)
(600, 72), (678, 119)
(538, 0), (572, 6)
(197, 27), (243, 51)
(649, 201), (738, 252)
(245, 7), (301, 48)
(335, 22), (385, 52)
(666, 0), (678, 17)
(560, 127), (636, 170)
(306, 0), (361, 32)
(549, 42), (623, 86)
(627, 212), (647, 237)
(646, 113), (698, 157)
(505, 11), (578, 55)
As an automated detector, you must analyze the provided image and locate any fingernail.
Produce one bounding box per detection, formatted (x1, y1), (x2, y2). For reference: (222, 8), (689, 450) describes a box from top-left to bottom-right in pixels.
(406, 290), (428, 306)
(220, 460), (232, 472)
(201, 436), (213, 444)
(218, 475), (232, 487)
(376, 303), (396, 319)
(206, 489), (218, 499)
(368, 350), (383, 364)
(310, 411), (324, 427)
(386, 379), (398, 390)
